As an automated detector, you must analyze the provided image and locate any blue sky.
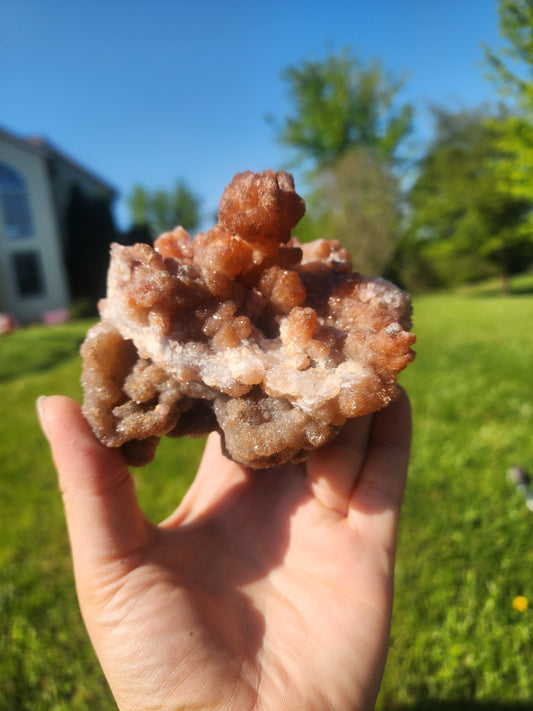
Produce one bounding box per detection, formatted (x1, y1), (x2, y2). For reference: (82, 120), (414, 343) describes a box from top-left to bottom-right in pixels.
(1, 0), (502, 230)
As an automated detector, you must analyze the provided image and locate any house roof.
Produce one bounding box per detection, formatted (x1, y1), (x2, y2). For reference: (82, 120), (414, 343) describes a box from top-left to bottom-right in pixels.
(0, 125), (118, 197)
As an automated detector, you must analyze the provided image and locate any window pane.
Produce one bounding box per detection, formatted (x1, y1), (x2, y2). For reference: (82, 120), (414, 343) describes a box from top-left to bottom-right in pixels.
(0, 163), (34, 239)
(2, 192), (34, 238)
(0, 164), (24, 190)
(12, 251), (45, 297)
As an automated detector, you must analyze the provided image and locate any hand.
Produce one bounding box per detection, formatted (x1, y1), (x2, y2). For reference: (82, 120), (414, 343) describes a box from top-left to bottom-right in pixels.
(38, 389), (411, 711)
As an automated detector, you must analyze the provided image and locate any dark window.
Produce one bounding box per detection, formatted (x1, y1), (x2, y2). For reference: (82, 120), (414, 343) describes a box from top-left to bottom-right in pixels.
(0, 163), (34, 239)
(12, 251), (45, 297)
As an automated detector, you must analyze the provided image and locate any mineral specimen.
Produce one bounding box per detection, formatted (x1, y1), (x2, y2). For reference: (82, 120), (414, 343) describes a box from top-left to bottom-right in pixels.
(81, 170), (415, 468)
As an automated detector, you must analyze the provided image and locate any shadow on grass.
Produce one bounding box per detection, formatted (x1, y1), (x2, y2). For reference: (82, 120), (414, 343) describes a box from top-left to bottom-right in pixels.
(390, 701), (532, 711)
(0, 327), (86, 382)
(453, 271), (533, 299)
(510, 283), (533, 296)
(0, 340), (84, 382)
(474, 288), (533, 299)
(458, 283), (533, 299)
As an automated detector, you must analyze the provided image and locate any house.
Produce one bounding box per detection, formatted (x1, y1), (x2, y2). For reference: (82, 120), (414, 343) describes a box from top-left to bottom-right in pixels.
(0, 126), (118, 324)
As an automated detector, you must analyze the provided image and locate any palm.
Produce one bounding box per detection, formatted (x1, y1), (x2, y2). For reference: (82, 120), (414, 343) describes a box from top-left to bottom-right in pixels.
(40, 394), (410, 711)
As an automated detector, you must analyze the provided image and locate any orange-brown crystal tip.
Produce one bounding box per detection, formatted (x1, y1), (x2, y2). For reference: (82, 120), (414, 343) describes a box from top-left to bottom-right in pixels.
(218, 170), (306, 243)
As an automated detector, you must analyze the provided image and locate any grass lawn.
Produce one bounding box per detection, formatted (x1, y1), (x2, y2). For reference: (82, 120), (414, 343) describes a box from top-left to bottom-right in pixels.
(379, 281), (533, 710)
(1, 276), (532, 710)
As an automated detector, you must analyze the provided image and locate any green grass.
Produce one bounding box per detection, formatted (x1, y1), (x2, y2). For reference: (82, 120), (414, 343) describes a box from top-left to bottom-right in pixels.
(379, 281), (533, 710)
(0, 322), (203, 709)
(1, 277), (532, 709)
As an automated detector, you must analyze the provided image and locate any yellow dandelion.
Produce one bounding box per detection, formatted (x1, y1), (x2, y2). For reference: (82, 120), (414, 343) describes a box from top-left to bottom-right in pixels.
(512, 596), (528, 612)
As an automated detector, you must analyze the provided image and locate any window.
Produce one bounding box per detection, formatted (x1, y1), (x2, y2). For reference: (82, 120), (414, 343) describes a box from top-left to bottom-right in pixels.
(11, 251), (45, 297)
(0, 163), (34, 239)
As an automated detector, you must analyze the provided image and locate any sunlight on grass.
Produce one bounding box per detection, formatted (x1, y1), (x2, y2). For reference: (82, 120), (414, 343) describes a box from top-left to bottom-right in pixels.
(1, 276), (532, 708)
(378, 287), (533, 708)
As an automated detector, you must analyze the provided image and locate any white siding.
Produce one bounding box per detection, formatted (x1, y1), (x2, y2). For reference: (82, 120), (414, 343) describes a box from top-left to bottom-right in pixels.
(0, 136), (70, 322)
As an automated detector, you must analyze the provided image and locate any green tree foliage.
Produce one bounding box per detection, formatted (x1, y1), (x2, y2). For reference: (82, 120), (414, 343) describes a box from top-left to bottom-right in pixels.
(304, 147), (402, 275)
(278, 47), (413, 173)
(485, 0), (533, 104)
(128, 181), (201, 238)
(408, 107), (532, 293)
(277, 48), (412, 275)
(484, 0), (533, 236)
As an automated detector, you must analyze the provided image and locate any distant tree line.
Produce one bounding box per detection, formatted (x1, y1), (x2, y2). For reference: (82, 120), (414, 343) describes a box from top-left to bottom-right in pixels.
(267, 0), (533, 294)
(125, 0), (533, 296)
(128, 181), (201, 240)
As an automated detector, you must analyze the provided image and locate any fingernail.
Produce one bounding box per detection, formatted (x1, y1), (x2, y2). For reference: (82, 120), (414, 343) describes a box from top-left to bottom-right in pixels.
(36, 396), (50, 437)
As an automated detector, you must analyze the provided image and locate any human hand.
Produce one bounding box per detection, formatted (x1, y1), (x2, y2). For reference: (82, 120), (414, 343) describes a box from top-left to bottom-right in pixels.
(38, 389), (411, 711)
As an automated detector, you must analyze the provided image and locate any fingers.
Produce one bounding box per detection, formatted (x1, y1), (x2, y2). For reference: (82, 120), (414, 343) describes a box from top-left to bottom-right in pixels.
(306, 388), (411, 547)
(348, 389), (411, 551)
(38, 396), (151, 575)
(306, 414), (373, 516)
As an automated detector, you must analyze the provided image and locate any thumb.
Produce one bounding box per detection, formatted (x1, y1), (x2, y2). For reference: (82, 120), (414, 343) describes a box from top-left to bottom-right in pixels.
(348, 388), (411, 552)
(38, 395), (151, 576)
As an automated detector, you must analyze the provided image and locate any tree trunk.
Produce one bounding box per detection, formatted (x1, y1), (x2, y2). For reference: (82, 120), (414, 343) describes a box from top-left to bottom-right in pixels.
(499, 269), (510, 295)
(498, 252), (510, 295)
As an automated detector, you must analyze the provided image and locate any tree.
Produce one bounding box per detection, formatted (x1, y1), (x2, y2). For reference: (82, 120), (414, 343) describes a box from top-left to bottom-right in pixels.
(305, 147), (402, 275)
(276, 48), (412, 275)
(408, 107), (532, 293)
(484, 0), (533, 104)
(128, 180), (201, 238)
(484, 0), (533, 237)
(277, 47), (413, 175)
